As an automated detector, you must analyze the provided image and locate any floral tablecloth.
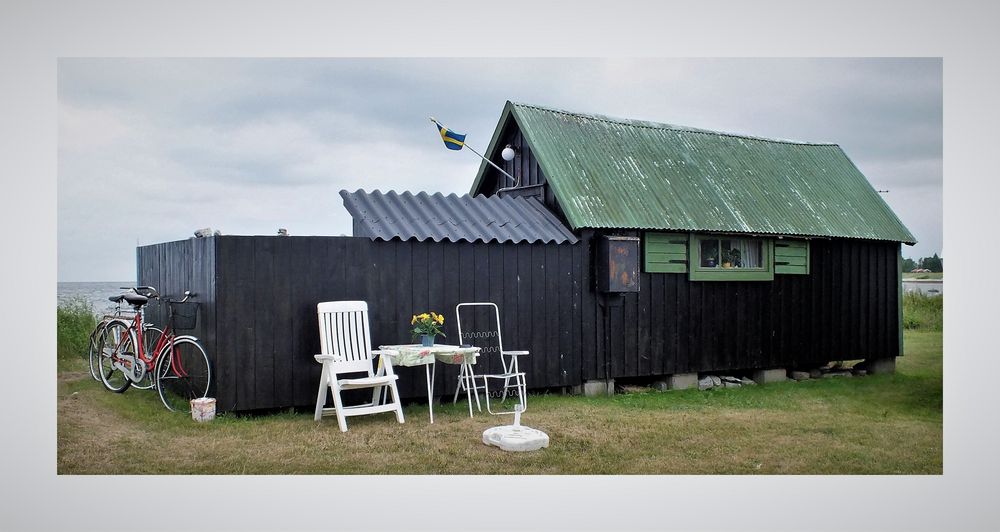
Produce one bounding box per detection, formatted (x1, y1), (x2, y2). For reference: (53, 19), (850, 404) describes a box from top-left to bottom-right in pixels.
(378, 344), (480, 367)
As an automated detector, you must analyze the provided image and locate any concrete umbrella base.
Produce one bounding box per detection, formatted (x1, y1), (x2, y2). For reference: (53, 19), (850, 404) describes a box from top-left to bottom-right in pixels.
(482, 406), (550, 452)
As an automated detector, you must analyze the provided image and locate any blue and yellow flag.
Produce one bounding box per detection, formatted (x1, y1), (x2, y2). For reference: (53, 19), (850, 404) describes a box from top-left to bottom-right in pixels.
(432, 119), (466, 150)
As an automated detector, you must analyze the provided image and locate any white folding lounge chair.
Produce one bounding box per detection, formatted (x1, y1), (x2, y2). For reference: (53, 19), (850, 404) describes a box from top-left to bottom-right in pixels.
(454, 302), (528, 416)
(313, 301), (404, 432)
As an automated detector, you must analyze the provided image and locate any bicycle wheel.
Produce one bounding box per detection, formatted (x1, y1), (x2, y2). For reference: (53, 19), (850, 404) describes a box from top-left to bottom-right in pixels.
(87, 320), (107, 381)
(130, 326), (163, 390)
(155, 338), (211, 412)
(97, 320), (133, 393)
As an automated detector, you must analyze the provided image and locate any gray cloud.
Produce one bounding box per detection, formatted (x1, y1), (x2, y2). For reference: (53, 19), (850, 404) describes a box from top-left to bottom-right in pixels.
(58, 58), (941, 281)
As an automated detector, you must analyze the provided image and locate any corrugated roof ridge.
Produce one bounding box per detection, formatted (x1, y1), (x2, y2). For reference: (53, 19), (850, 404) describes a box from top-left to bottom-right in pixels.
(510, 101), (838, 147)
(340, 188), (578, 244)
(517, 195), (580, 243)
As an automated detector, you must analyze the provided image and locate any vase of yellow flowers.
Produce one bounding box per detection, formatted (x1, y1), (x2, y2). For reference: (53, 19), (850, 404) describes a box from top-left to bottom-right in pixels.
(411, 311), (446, 346)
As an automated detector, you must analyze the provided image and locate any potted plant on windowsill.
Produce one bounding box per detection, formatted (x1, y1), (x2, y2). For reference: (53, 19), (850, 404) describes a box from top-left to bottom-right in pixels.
(704, 250), (718, 268)
(722, 248), (742, 269)
(411, 311), (446, 347)
(721, 249), (733, 269)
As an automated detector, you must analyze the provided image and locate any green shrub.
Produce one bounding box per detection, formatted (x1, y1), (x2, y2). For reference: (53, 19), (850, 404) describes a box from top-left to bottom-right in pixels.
(902, 292), (942, 331)
(57, 298), (96, 362)
(902, 314), (920, 330)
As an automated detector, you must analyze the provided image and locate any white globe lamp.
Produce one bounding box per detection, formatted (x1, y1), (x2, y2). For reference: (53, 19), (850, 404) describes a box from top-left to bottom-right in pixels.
(501, 144), (516, 161)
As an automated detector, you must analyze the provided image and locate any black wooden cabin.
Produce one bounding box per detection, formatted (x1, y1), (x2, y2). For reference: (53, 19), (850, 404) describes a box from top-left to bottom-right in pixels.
(138, 102), (915, 412)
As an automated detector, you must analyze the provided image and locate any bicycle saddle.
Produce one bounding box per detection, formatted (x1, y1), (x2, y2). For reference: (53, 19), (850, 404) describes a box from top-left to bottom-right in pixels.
(108, 295), (126, 303)
(135, 287), (158, 298)
(122, 292), (149, 307)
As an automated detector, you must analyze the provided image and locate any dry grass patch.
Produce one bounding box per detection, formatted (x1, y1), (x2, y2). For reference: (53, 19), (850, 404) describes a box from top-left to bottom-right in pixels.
(58, 331), (941, 475)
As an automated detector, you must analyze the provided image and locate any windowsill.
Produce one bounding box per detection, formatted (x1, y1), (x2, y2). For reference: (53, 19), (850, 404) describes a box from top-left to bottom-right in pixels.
(689, 268), (775, 281)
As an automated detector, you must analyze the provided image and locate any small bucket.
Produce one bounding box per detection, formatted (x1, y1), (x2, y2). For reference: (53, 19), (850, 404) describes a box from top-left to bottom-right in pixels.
(191, 397), (216, 422)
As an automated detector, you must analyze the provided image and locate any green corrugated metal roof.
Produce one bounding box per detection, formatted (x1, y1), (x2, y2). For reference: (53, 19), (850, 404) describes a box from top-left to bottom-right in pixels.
(471, 102), (916, 244)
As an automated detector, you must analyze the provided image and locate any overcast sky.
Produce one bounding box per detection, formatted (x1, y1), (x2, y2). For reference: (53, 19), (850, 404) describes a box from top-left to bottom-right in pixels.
(57, 58), (941, 282)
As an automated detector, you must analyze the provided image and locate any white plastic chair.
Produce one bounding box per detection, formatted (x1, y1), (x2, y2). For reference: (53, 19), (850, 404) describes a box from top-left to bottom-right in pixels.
(314, 301), (404, 432)
(454, 302), (528, 416)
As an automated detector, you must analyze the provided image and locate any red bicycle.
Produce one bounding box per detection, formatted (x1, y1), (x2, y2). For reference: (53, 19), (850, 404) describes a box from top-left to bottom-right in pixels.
(96, 287), (211, 412)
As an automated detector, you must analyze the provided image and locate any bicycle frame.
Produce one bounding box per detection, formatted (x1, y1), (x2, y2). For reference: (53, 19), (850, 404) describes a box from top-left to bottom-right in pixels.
(98, 287), (209, 412)
(133, 312), (166, 371)
(108, 301), (194, 381)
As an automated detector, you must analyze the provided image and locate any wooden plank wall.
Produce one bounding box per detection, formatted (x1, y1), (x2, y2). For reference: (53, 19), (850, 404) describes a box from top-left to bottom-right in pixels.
(482, 125), (569, 225)
(140, 236), (586, 412)
(136, 237), (217, 396)
(138, 235), (900, 412)
(584, 238), (902, 381)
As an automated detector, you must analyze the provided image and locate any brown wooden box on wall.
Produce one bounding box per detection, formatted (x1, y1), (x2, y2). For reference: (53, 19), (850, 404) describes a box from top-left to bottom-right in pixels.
(596, 235), (640, 292)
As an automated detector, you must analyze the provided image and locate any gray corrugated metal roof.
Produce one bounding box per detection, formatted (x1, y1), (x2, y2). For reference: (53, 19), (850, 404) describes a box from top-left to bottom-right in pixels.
(471, 102), (916, 244)
(340, 189), (578, 244)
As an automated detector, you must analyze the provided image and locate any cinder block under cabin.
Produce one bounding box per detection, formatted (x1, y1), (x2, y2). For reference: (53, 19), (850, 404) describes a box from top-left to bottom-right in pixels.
(752, 368), (788, 384)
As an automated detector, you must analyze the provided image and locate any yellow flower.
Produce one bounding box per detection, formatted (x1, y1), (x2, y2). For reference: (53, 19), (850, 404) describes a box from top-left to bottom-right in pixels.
(435, 314), (444, 324)
(418, 313), (430, 321)
(411, 315), (417, 325)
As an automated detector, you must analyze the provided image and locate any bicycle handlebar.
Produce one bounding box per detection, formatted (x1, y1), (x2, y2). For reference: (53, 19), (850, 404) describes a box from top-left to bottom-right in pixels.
(162, 290), (197, 303)
(117, 286), (197, 303)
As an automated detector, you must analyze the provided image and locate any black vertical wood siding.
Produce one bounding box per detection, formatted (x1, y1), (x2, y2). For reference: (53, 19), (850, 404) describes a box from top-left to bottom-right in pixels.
(586, 238), (902, 380)
(480, 126), (569, 225)
(138, 235), (900, 412)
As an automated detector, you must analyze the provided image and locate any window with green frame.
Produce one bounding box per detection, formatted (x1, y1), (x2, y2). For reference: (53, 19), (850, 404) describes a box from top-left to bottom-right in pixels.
(643, 232), (810, 280)
(689, 234), (774, 281)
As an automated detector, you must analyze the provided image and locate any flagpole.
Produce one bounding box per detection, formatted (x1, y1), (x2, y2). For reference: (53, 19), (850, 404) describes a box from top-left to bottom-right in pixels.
(464, 144), (517, 185)
(430, 117), (518, 186)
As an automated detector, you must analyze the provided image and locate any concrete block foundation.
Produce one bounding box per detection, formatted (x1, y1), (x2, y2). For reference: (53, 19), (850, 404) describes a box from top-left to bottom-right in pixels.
(752, 368), (787, 384)
(581, 379), (614, 397)
(667, 373), (699, 390)
(866, 357), (896, 375)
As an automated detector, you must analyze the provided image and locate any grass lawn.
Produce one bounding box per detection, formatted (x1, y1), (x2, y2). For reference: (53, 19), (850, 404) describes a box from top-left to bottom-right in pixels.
(57, 328), (942, 474)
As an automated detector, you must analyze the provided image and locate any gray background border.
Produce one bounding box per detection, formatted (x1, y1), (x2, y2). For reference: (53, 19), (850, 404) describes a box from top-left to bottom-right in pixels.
(3, 0), (992, 530)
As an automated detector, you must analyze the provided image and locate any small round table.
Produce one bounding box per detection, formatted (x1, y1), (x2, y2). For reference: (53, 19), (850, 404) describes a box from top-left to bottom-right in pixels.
(378, 344), (480, 423)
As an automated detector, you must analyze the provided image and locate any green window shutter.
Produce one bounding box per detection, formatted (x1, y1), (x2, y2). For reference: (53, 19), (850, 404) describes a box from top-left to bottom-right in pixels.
(644, 232), (688, 273)
(774, 239), (810, 274)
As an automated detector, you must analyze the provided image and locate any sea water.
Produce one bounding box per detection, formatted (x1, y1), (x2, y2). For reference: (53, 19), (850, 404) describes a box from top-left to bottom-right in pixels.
(902, 280), (943, 297)
(57, 281), (135, 315)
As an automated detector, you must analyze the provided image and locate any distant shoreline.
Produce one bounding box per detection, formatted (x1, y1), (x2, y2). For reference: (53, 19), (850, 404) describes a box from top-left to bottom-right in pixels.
(57, 281), (137, 314)
(58, 281), (134, 284)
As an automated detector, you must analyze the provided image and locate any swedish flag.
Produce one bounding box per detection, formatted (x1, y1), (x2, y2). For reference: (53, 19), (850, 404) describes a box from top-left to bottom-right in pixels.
(432, 119), (466, 150)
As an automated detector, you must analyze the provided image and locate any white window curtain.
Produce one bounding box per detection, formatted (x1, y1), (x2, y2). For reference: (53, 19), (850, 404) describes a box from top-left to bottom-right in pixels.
(734, 239), (762, 268)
